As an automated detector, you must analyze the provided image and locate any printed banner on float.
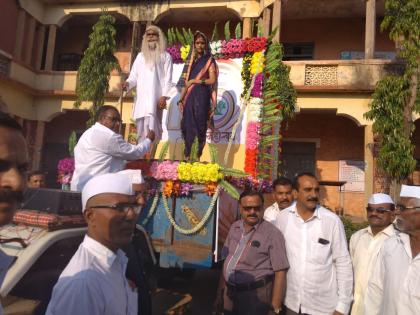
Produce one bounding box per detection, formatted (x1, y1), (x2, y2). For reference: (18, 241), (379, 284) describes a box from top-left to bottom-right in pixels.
(162, 59), (246, 145)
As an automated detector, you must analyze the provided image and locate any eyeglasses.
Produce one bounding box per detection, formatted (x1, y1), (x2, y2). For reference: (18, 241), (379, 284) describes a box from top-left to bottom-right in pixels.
(146, 32), (158, 37)
(89, 203), (142, 215)
(396, 204), (420, 212)
(366, 207), (392, 214)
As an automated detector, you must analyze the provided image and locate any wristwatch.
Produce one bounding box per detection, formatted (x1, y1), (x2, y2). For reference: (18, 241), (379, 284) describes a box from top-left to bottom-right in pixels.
(270, 305), (281, 314)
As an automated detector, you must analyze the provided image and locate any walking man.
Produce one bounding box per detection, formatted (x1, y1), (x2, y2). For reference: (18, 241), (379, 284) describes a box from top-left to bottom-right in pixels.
(71, 105), (154, 191)
(272, 173), (353, 315)
(217, 190), (289, 315)
(264, 177), (294, 224)
(365, 185), (420, 315)
(349, 193), (396, 315)
(123, 25), (173, 142)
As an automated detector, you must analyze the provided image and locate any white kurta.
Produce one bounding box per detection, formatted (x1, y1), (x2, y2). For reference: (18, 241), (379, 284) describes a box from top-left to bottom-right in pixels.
(126, 52), (173, 140)
(71, 122), (151, 192)
(349, 225), (395, 315)
(365, 232), (420, 315)
(46, 235), (137, 315)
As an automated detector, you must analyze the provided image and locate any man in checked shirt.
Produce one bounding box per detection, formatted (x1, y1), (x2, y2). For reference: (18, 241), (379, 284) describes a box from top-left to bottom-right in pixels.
(215, 190), (289, 315)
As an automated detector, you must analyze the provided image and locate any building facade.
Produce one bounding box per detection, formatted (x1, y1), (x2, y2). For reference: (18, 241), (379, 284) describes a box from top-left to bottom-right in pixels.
(0, 0), (418, 217)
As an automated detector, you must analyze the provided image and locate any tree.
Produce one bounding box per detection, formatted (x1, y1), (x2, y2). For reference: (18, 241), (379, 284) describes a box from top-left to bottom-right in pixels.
(364, 0), (420, 191)
(74, 10), (121, 126)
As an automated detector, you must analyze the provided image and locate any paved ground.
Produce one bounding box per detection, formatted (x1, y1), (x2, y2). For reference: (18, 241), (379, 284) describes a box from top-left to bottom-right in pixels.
(153, 269), (220, 315)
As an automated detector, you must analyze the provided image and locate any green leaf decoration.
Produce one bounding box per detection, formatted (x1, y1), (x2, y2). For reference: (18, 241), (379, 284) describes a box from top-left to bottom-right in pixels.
(190, 137), (199, 162)
(74, 9), (121, 127)
(260, 135), (280, 145)
(182, 28), (192, 45)
(68, 131), (77, 157)
(211, 22), (219, 42)
(158, 141), (170, 161)
(208, 143), (218, 163)
(224, 21), (231, 41)
(218, 179), (240, 200)
(235, 22), (242, 39)
(175, 28), (186, 46)
(257, 22), (263, 37)
(221, 167), (248, 178)
(180, 140), (186, 161)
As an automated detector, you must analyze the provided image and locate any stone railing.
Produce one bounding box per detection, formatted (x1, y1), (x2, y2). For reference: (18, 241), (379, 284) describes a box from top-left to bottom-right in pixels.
(285, 59), (402, 90)
(6, 59), (402, 94)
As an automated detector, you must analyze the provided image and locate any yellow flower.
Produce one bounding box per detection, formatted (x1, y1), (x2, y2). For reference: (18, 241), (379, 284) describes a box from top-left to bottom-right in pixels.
(250, 52), (265, 75)
(177, 162), (224, 183)
(181, 45), (190, 61)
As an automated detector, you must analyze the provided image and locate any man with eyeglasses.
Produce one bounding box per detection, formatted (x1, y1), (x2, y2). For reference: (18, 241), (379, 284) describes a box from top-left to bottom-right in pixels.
(349, 193), (396, 315)
(122, 25), (172, 144)
(215, 190), (289, 315)
(365, 185), (420, 315)
(71, 105), (154, 191)
(47, 172), (143, 314)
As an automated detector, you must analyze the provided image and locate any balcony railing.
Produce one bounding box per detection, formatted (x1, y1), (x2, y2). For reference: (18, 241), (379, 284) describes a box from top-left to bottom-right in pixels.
(6, 58), (403, 96)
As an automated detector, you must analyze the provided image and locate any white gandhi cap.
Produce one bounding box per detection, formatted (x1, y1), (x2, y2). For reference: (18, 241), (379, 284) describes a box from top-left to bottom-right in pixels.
(81, 173), (133, 212)
(368, 193), (394, 205)
(400, 185), (420, 198)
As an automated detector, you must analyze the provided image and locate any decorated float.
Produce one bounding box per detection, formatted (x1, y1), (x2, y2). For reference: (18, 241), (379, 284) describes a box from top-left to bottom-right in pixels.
(126, 24), (297, 268)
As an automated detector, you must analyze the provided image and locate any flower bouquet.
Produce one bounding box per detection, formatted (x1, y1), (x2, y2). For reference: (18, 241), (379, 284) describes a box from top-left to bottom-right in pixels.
(57, 157), (75, 190)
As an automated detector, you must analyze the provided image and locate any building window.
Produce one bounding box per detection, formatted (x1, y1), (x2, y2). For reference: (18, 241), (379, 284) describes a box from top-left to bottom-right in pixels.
(283, 43), (314, 61)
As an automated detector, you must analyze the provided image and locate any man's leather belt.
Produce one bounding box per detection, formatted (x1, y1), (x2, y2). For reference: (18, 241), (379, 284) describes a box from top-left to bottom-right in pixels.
(227, 274), (273, 292)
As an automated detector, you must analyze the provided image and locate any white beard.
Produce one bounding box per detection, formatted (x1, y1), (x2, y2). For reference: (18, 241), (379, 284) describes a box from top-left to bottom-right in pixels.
(143, 42), (161, 68)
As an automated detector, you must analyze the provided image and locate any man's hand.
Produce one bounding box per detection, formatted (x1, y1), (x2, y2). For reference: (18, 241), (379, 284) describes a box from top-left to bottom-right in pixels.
(157, 96), (167, 110)
(146, 130), (155, 142)
(332, 311), (344, 315)
(121, 81), (129, 92)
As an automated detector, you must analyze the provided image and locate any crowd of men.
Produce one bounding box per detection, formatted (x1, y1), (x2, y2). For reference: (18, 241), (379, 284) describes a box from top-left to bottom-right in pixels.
(218, 175), (420, 315)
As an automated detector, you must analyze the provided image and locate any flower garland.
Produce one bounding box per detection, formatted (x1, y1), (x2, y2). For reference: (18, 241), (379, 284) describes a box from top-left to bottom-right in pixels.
(166, 37), (267, 64)
(162, 187), (220, 235)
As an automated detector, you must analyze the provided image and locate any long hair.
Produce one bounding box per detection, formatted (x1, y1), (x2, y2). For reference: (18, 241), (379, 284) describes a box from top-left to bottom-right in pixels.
(141, 25), (167, 67)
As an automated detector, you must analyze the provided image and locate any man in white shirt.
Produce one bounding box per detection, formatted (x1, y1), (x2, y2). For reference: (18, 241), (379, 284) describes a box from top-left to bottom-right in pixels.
(71, 105), (154, 191)
(364, 185), (420, 315)
(349, 193), (396, 315)
(265, 172), (353, 315)
(264, 177), (294, 223)
(123, 25), (173, 142)
(47, 172), (143, 315)
(0, 112), (29, 315)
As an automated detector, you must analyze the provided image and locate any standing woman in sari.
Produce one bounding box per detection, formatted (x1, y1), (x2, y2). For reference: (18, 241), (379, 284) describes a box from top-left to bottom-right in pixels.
(177, 31), (218, 159)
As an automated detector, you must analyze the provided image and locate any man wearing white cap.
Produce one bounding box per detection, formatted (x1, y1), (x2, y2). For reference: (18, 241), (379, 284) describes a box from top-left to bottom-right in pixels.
(46, 173), (142, 315)
(349, 193), (396, 315)
(365, 185), (420, 315)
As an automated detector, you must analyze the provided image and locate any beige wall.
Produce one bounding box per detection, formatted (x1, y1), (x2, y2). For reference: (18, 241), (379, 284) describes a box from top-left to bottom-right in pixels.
(283, 112), (366, 217)
(282, 18), (395, 60)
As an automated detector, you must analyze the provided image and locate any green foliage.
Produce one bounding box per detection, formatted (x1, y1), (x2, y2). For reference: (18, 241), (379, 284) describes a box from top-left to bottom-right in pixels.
(211, 22), (219, 42)
(190, 137), (199, 162)
(221, 167), (248, 178)
(364, 0), (420, 183)
(218, 179), (240, 200)
(208, 143), (218, 163)
(224, 21), (231, 41)
(235, 22), (242, 39)
(257, 41), (297, 178)
(74, 10), (121, 127)
(175, 28), (187, 46)
(257, 22), (263, 37)
(182, 28), (194, 45)
(68, 131), (77, 157)
(365, 76), (416, 181)
(340, 216), (369, 243)
(158, 141), (170, 161)
(167, 28), (174, 46)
